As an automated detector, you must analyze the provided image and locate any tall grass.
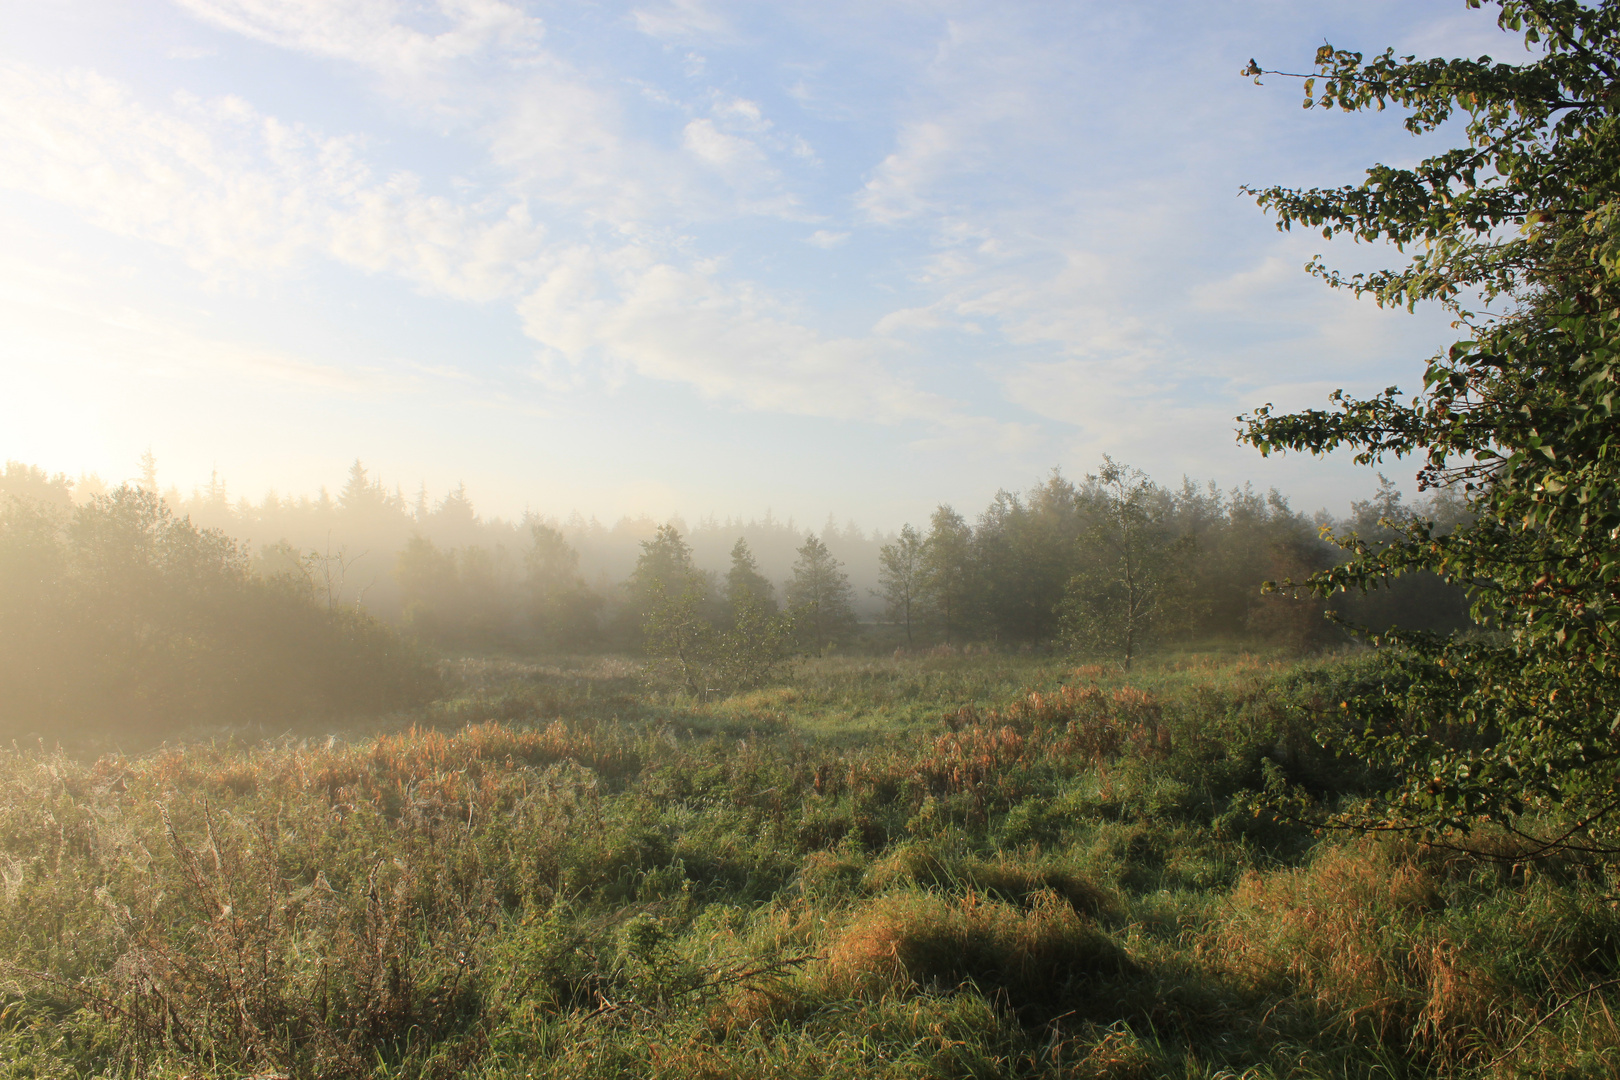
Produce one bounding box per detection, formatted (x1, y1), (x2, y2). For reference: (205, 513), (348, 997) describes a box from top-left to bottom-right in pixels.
(0, 649), (1615, 1077)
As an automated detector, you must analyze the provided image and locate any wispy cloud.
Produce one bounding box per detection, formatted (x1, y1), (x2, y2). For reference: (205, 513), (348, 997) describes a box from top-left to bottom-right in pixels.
(517, 244), (986, 427)
(631, 0), (736, 43)
(172, 0), (543, 75)
(0, 62), (547, 299)
(805, 229), (848, 249)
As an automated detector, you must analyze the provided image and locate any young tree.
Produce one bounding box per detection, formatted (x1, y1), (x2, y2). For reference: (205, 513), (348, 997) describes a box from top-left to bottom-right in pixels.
(877, 524), (925, 645)
(1060, 458), (1193, 671)
(630, 525), (716, 694)
(708, 537), (793, 688)
(922, 506), (975, 645)
(724, 537), (777, 617)
(524, 522), (602, 649)
(786, 535), (857, 651)
(1239, 1), (1620, 851)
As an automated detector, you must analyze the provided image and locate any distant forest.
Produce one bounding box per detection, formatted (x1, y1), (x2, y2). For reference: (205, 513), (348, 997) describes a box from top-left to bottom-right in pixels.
(2, 454), (1473, 660)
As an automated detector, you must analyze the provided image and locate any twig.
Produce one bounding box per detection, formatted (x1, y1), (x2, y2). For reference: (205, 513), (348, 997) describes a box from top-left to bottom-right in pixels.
(674, 951), (821, 999)
(1487, 978), (1620, 1068)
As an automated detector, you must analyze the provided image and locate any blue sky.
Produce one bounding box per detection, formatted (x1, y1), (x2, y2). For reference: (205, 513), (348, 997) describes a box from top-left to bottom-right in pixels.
(0, 0), (1530, 528)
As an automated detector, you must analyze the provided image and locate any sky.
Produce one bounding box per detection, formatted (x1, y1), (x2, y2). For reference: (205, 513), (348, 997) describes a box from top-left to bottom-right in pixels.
(0, 0), (1532, 529)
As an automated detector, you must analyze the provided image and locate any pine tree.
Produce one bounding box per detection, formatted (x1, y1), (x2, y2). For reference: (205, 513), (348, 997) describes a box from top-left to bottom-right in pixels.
(786, 535), (857, 651)
(724, 537), (777, 617)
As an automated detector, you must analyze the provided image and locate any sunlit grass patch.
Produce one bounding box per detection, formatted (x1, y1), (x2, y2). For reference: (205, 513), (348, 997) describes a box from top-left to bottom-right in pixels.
(1207, 837), (1508, 1065)
(822, 888), (1136, 1020)
(862, 840), (1119, 919)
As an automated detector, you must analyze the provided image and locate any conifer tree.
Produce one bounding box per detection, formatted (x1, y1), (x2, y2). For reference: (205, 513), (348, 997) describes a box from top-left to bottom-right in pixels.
(725, 537), (777, 617)
(787, 535), (857, 651)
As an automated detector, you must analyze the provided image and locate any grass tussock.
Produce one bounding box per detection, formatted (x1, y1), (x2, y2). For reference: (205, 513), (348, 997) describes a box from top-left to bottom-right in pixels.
(862, 841), (1118, 918)
(823, 888), (1134, 1018)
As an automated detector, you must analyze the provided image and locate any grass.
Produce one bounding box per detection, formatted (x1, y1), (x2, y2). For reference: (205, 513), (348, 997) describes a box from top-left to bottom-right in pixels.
(0, 647), (1617, 1078)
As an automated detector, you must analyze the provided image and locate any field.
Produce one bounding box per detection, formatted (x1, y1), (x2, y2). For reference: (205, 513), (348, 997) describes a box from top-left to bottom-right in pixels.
(2, 649), (1617, 1079)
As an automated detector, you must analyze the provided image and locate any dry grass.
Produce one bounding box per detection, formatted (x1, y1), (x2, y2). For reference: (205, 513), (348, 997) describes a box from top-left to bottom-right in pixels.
(822, 889), (1134, 1019)
(3, 651), (1618, 1078)
(1208, 837), (1506, 1064)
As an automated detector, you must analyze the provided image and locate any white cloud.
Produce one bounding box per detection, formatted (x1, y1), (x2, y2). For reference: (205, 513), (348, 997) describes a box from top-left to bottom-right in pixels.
(490, 64), (806, 225)
(683, 118), (763, 169)
(0, 62), (547, 300)
(173, 0), (543, 75)
(805, 229), (848, 249)
(859, 120), (954, 225)
(631, 0), (735, 43)
(1188, 253), (1298, 314)
(711, 95), (768, 132)
(518, 245), (977, 426)
(486, 66), (672, 223)
(855, 16), (1046, 228)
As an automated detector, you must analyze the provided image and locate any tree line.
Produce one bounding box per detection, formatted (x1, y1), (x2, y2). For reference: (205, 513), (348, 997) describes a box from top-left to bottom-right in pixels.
(0, 463), (436, 743)
(871, 459), (1470, 663)
(112, 457), (892, 624)
(342, 455), (1475, 668)
(3, 453), (1477, 694)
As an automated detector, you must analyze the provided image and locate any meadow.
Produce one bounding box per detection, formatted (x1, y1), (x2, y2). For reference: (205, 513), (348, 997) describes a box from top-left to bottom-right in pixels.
(1, 648), (1616, 1080)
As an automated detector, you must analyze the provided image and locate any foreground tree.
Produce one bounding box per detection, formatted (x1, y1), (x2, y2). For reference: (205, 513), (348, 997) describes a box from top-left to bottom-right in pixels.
(1241, 0), (1620, 852)
(1060, 459), (1193, 670)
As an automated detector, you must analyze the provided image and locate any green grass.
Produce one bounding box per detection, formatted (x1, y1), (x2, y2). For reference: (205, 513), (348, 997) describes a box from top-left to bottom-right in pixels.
(1, 648), (1616, 1078)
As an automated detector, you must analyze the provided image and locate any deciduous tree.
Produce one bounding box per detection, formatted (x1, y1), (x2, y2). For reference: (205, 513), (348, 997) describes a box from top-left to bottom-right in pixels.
(878, 524), (926, 645)
(1240, 0), (1620, 852)
(1060, 459), (1193, 670)
(922, 506), (975, 645)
